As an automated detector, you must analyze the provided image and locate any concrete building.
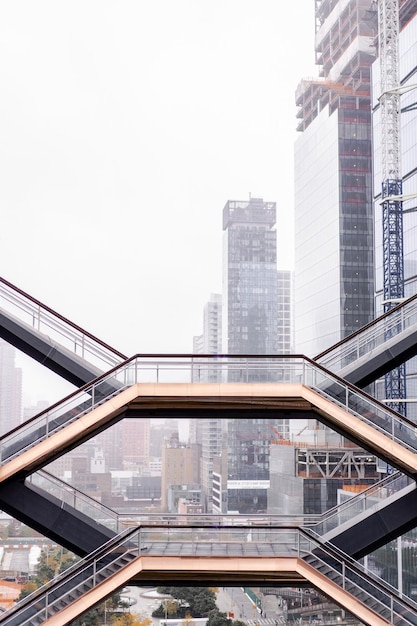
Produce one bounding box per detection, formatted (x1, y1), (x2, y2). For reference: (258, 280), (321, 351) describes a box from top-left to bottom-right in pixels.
(201, 293), (222, 356)
(97, 418), (150, 471)
(268, 442), (379, 516)
(161, 433), (200, 511)
(198, 418), (222, 513)
(166, 484), (202, 514)
(277, 270), (293, 354)
(0, 340), (22, 434)
(294, 0), (376, 356)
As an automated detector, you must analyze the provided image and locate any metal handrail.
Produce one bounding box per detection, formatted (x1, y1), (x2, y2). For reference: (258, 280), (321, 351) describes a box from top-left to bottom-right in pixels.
(315, 290), (417, 373)
(0, 276), (126, 370)
(311, 470), (414, 536)
(0, 526), (135, 625)
(29, 469), (323, 530)
(32, 467), (414, 557)
(1, 354), (415, 465)
(2, 525), (417, 625)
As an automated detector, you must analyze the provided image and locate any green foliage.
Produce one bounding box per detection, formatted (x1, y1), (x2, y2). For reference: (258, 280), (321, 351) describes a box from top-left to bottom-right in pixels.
(152, 587), (216, 619)
(206, 609), (232, 626)
(27, 546), (79, 588)
(18, 545), (127, 625)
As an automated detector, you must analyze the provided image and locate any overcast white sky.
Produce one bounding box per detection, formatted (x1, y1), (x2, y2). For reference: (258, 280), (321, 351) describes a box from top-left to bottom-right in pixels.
(0, 2), (318, 405)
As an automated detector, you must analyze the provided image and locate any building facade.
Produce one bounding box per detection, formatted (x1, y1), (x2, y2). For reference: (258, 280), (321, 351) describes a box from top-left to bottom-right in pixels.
(294, 0), (376, 356)
(0, 340), (22, 434)
(161, 433), (200, 511)
(222, 197), (278, 356)
(372, 2), (417, 416)
(277, 270), (293, 353)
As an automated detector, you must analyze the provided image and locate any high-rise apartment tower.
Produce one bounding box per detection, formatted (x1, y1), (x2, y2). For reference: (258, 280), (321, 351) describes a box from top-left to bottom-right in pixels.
(222, 197), (278, 355)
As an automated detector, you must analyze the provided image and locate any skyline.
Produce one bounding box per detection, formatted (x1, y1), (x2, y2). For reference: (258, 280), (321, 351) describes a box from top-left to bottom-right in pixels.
(0, 2), (318, 405)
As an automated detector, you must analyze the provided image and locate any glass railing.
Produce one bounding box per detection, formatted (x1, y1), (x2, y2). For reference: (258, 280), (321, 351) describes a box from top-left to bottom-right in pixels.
(2, 355), (417, 465)
(0, 526), (136, 626)
(315, 292), (417, 374)
(28, 470), (122, 532)
(30, 468), (416, 564)
(299, 529), (417, 625)
(0, 276), (126, 372)
(311, 471), (415, 536)
(29, 470), (322, 532)
(3, 525), (417, 625)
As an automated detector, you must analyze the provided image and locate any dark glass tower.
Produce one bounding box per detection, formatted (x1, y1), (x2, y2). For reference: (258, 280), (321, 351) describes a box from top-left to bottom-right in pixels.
(222, 197), (278, 356)
(219, 196), (287, 513)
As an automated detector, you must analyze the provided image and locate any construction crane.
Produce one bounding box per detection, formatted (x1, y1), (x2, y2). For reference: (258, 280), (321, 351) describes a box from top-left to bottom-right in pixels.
(377, 0), (407, 415)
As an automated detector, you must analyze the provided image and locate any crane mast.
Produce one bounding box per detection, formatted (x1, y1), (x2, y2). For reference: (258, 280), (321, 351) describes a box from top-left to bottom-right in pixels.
(378, 0), (406, 413)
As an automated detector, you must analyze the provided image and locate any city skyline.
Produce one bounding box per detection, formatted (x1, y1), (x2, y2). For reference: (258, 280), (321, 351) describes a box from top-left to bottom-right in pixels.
(0, 2), (317, 407)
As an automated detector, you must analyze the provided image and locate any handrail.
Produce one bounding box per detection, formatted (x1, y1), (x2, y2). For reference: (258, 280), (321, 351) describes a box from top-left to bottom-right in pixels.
(0, 526), (136, 625)
(32, 467), (414, 557)
(314, 290), (417, 374)
(2, 525), (417, 625)
(311, 470), (414, 536)
(300, 527), (417, 625)
(0, 275), (126, 369)
(1, 354), (416, 466)
(28, 470), (122, 531)
(29, 469), (323, 530)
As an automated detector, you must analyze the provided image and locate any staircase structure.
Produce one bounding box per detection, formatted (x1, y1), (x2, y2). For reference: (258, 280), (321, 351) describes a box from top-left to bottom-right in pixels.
(2, 277), (417, 624)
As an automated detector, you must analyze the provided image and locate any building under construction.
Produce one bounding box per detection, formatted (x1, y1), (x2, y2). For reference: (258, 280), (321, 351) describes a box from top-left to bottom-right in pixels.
(294, 0), (377, 357)
(293, 0), (417, 604)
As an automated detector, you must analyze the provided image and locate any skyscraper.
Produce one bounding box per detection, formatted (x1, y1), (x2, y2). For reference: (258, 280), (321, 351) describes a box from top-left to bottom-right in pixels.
(0, 339), (22, 434)
(220, 197), (287, 513)
(222, 197), (278, 355)
(277, 270), (293, 354)
(192, 294), (223, 511)
(294, 0), (376, 356)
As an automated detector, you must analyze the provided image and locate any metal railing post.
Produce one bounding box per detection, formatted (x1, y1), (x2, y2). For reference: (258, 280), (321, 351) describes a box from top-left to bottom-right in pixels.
(44, 589), (49, 620)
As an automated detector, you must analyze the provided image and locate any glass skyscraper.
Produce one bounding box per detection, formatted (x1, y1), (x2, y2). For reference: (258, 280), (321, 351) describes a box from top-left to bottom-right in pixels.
(294, 0), (375, 356)
(219, 197), (288, 513)
(222, 197), (278, 356)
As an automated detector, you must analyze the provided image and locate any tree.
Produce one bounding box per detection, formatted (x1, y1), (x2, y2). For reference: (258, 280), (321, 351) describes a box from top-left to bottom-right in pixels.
(206, 609), (232, 626)
(206, 609), (247, 626)
(18, 545), (127, 625)
(153, 598), (179, 618)
(18, 581), (38, 600)
(153, 587), (217, 619)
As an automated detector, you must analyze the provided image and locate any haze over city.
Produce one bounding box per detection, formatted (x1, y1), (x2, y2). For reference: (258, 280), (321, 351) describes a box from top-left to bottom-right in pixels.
(0, 1), (317, 406)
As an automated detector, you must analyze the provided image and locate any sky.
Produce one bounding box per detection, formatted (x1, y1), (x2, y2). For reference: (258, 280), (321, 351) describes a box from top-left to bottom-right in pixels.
(0, 1), (318, 405)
